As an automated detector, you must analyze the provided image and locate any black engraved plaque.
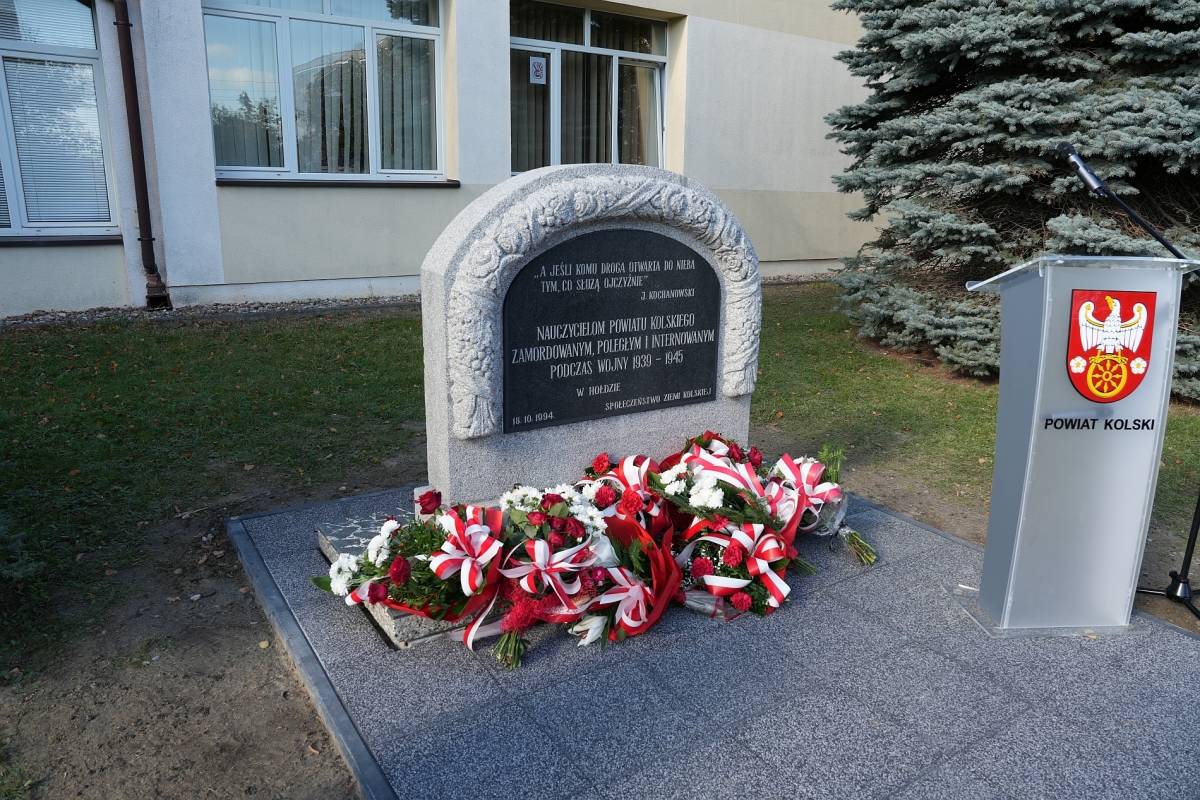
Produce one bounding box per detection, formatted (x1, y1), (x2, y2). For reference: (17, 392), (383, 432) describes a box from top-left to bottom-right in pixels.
(503, 228), (720, 433)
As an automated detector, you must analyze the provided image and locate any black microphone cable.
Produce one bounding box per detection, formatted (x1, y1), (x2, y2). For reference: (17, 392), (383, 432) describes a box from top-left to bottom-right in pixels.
(1055, 141), (1186, 259)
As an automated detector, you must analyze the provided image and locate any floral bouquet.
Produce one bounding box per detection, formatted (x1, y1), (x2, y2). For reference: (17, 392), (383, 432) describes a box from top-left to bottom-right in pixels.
(488, 483), (612, 667)
(578, 453), (672, 540)
(313, 492), (509, 647)
(564, 514), (682, 647)
(651, 432), (828, 617)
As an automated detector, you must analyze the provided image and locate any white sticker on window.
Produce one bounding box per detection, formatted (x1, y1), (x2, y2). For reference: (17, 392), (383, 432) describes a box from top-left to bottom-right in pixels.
(529, 56), (547, 85)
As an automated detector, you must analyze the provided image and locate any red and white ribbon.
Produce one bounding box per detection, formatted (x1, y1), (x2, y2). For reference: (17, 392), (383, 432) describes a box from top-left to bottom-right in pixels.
(676, 522), (791, 608)
(773, 454), (842, 532)
(594, 566), (651, 632)
(430, 511), (503, 597)
(500, 536), (596, 609)
(577, 455), (664, 527)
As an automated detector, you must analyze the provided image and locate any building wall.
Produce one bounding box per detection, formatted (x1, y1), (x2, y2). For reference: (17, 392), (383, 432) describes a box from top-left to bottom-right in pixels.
(1, 0), (870, 316)
(0, 245), (130, 318)
(214, 185), (491, 283)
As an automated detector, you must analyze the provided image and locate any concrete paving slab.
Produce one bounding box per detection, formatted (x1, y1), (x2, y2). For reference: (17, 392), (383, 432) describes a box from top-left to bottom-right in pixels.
(229, 490), (1200, 799)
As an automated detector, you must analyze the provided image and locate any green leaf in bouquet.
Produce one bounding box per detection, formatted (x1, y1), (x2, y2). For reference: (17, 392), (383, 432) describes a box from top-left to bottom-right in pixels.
(309, 575), (334, 593)
(608, 535), (628, 565)
(548, 501), (569, 516)
(816, 443), (846, 484)
(628, 538), (648, 578)
(616, 627), (627, 641)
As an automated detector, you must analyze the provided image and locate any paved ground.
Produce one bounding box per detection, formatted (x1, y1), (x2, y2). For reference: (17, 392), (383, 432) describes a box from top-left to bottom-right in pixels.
(230, 491), (1200, 800)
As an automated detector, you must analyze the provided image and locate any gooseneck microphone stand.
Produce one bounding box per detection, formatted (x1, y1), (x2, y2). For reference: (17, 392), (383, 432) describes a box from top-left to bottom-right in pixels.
(1056, 141), (1200, 620)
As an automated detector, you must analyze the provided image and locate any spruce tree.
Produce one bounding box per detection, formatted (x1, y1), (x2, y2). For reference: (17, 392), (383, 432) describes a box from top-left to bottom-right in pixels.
(826, 0), (1200, 387)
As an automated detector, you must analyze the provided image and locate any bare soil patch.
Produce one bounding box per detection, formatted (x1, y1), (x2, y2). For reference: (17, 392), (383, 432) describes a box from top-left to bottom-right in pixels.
(0, 442), (428, 799)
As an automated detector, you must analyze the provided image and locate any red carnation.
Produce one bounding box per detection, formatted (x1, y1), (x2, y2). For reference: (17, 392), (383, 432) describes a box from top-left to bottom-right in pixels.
(723, 543), (745, 568)
(730, 591), (752, 612)
(417, 490), (442, 515)
(711, 515), (729, 531)
(618, 490), (643, 517)
(549, 515), (566, 532)
(690, 557), (714, 579)
(565, 517), (586, 540)
(727, 443), (745, 462)
(594, 485), (617, 509)
(389, 556), (411, 585)
(748, 447), (763, 469)
(541, 493), (565, 510)
(367, 582), (389, 603)
(548, 531), (565, 548)
(526, 511), (547, 527)
(592, 453), (611, 475)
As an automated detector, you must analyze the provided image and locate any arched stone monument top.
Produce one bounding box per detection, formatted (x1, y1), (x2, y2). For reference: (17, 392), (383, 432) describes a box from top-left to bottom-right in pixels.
(423, 164), (761, 441)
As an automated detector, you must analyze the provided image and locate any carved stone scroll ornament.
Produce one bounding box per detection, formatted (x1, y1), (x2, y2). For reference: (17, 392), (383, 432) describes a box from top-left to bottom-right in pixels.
(446, 171), (761, 440)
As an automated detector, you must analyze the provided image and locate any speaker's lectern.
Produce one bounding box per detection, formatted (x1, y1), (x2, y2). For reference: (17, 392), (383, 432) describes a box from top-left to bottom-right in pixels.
(957, 256), (1199, 635)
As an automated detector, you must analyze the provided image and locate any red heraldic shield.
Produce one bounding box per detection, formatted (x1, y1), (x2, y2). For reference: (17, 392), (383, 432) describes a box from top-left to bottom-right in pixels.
(1066, 289), (1156, 403)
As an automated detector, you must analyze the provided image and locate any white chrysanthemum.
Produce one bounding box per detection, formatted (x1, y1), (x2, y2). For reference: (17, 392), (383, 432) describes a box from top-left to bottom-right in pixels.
(500, 485), (543, 511)
(1131, 357), (1147, 375)
(366, 532), (391, 567)
(574, 505), (608, 534)
(550, 483), (584, 506)
(328, 553), (358, 596)
(1070, 356), (1088, 374)
(379, 518), (400, 537)
(664, 480), (687, 496)
(578, 481), (602, 502)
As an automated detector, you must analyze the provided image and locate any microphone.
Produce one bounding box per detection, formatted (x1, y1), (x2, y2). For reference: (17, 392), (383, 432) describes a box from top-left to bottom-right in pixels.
(1056, 142), (1107, 194)
(1055, 141), (1186, 259)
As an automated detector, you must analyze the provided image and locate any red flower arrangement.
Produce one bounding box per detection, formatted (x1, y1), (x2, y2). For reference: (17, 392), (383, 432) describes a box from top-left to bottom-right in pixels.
(313, 432), (868, 667)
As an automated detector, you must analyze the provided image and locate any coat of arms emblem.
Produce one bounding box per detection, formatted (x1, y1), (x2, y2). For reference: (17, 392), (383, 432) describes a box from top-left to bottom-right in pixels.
(1066, 289), (1156, 403)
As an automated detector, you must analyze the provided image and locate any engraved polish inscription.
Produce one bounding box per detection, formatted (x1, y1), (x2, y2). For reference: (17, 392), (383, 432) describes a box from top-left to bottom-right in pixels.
(503, 229), (720, 432)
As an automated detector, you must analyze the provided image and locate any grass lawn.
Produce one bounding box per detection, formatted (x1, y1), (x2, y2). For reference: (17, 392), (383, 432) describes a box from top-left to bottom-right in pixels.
(0, 308), (425, 670)
(3, 284), (1199, 670)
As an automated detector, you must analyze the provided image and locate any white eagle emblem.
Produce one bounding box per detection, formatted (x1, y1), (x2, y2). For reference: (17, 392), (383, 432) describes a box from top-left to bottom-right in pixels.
(1078, 295), (1147, 355)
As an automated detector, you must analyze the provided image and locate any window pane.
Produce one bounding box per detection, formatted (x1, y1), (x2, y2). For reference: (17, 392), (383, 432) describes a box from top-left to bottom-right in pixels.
(204, 15), (284, 168)
(291, 20), (368, 174)
(232, 0), (322, 11)
(377, 34), (435, 170)
(590, 11), (665, 55)
(4, 58), (109, 222)
(510, 49), (549, 172)
(618, 62), (658, 166)
(0, 0), (95, 49)
(332, 0), (438, 27)
(560, 51), (610, 165)
(509, 0), (582, 45)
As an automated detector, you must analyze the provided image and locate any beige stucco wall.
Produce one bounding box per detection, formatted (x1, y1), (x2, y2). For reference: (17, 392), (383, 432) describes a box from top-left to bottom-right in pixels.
(0, 245), (131, 317)
(213, 185), (491, 285)
(714, 190), (871, 262)
(589, 0), (862, 45)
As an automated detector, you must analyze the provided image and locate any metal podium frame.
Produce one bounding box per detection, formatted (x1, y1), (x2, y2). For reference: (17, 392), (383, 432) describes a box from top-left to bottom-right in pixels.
(959, 256), (1200, 635)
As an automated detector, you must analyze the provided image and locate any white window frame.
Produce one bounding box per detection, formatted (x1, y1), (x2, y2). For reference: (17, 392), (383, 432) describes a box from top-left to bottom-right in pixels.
(509, 3), (667, 174)
(202, 0), (445, 182)
(0, 7), (121, 237)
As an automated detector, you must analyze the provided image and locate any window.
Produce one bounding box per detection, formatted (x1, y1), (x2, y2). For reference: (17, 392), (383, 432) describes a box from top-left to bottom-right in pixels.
(0, 0), (118, 236)
(202, 0), (441, 180)
(510, 0), (664, 173)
